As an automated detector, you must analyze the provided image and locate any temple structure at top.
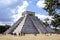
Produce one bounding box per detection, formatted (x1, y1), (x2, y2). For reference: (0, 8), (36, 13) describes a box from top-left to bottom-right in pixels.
(4, 11), (55, 35)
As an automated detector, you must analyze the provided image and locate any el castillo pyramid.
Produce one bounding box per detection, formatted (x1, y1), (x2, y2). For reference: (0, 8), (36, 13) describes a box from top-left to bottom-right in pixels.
(4, 11), (55, 35)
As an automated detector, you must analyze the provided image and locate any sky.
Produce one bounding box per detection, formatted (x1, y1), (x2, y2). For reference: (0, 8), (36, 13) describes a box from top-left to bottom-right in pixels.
(0, 0), (52, 25)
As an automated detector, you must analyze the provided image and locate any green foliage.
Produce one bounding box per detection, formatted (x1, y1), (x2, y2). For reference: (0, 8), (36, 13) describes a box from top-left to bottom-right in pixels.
(44, 18), (49, 27)
(0, 25), (10, 34)
(44, 21), (49, 27)
(44, 0), (60, 16)
(51, 13), (60, 30)
(53, 13), (60, 18)
(44, 0), (60, 31)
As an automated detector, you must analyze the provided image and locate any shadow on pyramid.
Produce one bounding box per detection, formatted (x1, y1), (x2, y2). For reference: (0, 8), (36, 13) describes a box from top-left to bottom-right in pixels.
(4, 11), (55, 35)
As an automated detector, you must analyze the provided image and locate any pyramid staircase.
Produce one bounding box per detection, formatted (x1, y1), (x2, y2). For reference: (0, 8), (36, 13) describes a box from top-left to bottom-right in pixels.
(4, 11), (55, 35)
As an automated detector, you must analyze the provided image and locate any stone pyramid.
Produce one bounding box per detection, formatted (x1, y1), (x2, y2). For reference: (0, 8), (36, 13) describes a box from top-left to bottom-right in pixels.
(4, 11), (55, 35)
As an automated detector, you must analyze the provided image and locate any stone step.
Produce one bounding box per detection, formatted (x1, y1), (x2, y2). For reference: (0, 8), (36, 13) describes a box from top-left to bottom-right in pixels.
(4, 17), (24, 34)
(30, 16), (48, 33)
(13, 16), (27, 35)
(21, 16), (39, 34)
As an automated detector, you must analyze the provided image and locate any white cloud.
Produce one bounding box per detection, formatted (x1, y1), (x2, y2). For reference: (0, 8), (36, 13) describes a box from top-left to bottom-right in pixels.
(36, 0), (46, 8)
(0, 1), (29, 25)
(35, 13), (54, 24)
(35, 13), (53, 22)
(0, 21), (13, 25)
(0, 0), (17, 6)
(12, 1), (29, 23)
(0, 22), (5, 25)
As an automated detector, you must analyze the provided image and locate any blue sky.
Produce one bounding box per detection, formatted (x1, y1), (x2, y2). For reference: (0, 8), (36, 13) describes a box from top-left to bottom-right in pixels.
(0, 0), (52, 25)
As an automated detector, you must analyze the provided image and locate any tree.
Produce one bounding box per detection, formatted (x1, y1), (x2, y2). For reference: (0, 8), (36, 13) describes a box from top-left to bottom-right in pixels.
(51, 14), (60, 30)
(44, 18), (49, 27)
(44, 0), (60, 31)
(44, 0), (60, 16)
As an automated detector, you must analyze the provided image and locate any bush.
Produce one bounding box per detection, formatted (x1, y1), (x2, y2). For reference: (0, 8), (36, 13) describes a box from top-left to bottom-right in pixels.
(0, 25), (10, 34)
